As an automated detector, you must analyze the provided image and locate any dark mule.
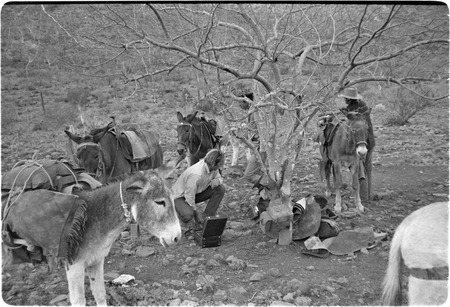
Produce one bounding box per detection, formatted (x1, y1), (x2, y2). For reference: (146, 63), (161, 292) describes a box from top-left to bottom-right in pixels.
(3, 170), (181, 305)
(324, 109), (372, 213)
(176, 111), (220, 166)
(65, 121), (163, 183)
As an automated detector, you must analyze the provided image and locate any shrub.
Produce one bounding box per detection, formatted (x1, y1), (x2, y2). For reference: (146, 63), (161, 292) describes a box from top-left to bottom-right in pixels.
(194, 96), (219, 114)
(382, 84), (437, 126)
(1, 106), (18, 130)
(65, 87), (91, 107)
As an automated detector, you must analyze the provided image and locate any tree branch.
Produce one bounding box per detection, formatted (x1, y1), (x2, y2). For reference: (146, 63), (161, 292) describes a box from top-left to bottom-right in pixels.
(346, 77), (449, 101)
(147, 3), (172, 42)
(348, 5), (367, 64)
(41, 5), (83, 46)
(351, 5), (401, 64)
(354, 39), (449, 66)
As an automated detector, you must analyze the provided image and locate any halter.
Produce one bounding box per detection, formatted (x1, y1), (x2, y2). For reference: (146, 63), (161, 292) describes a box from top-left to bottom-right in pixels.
(176, 122), (193, 149)
(77, 137), (120, 181)
(356, 140), (368, 147)
(119, 181), (134, 223)
(177, 122), (206, 157)
(76, 142), (105, 179)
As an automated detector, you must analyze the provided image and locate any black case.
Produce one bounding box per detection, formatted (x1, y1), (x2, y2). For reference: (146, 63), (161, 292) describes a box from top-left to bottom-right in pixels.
(193, 216), (227, 248)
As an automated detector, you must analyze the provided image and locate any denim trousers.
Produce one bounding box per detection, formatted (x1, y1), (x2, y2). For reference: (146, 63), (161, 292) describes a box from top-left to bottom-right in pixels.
(174, 185), (226, 223)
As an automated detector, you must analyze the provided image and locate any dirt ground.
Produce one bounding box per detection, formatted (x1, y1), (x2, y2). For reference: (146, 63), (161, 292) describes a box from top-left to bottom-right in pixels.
(1, 85), (449, 306)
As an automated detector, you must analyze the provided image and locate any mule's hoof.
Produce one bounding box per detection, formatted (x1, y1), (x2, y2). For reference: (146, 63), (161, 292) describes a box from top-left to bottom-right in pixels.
(335, 205), (342, 213)
(325, 190), (332, 198)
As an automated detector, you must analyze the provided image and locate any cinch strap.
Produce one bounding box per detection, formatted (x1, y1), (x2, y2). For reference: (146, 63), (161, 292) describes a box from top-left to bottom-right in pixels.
(409, 266), (449, 280)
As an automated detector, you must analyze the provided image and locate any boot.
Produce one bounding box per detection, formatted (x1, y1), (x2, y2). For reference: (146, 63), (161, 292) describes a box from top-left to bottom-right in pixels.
(180, 220), (191, 236)
(183, 219), (202, 237)
(193, 210), (205, 229)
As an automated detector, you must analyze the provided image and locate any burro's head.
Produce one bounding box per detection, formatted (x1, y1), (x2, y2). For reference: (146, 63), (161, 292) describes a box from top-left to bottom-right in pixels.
(123, 170), (181, 247)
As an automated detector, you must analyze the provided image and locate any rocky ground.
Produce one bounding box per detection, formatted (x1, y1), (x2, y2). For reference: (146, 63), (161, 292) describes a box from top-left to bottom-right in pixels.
(1, 82), (448, 306)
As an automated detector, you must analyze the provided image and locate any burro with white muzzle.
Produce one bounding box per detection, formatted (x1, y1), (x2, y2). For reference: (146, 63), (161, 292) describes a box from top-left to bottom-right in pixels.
(3, 170), (181, 306)
(324, 109), (372, 213)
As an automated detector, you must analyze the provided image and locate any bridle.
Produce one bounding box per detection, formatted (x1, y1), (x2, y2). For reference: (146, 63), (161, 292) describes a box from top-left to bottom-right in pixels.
(76, 141), (118, 181)
(177, 122), (193, 150)
(177, 121), (206, 157)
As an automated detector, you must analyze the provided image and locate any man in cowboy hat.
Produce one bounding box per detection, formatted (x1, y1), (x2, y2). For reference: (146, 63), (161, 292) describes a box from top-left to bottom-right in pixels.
(338, 87), (375, 155)
(340, 87), (371, 115)
(315, 87), (375, 199)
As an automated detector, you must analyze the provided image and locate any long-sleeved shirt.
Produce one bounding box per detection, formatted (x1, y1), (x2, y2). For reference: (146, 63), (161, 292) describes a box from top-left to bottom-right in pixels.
(172, 159), (223, 208)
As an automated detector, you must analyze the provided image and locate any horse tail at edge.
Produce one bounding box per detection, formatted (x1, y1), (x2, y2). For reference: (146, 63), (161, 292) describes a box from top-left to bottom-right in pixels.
(381, 222), (404, 306)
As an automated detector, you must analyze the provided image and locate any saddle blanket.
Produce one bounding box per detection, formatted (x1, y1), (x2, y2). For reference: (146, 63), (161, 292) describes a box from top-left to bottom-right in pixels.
(3, 190), (87, 269)
(120, 130), (159, 161)
(121, 130), (147, 160)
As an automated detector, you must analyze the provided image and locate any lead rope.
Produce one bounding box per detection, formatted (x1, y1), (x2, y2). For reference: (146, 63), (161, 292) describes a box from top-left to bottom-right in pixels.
(119, 182), (132, 223)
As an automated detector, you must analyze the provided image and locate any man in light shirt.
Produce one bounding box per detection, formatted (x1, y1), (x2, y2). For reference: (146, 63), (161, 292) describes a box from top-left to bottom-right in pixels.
(172, 149), (226, 230)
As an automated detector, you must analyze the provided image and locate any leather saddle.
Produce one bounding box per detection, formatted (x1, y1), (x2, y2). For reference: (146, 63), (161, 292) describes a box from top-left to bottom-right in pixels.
(196, 112), (220, 145)
(92, 122), (160, 163)
(113, 128), (160, 163)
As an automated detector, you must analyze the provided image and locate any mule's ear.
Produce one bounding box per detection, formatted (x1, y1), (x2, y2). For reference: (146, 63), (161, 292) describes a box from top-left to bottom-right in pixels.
(65, 130), (83, 144)
(91, 128), (109, 143)
(91, 134), (102, 143)
(186, 111), (197, 122)
(176, 111), (184, 122)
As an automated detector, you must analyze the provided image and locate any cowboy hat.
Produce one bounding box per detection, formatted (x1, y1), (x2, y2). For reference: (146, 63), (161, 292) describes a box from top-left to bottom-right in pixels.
(338, 87), (362, 100)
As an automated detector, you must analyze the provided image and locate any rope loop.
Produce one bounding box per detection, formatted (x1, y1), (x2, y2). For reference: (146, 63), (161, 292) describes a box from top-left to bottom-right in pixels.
(119, 181), (133, 223)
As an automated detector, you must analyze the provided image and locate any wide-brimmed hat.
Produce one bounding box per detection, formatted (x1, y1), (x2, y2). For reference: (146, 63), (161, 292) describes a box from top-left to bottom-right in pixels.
(338, 87), (362, 100)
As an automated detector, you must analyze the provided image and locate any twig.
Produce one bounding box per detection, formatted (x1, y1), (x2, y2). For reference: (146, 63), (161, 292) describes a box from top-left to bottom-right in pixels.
(41, 5), (82, 47)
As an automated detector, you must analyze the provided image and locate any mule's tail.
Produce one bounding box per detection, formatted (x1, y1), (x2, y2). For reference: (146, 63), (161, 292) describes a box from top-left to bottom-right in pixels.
(381, 224), (404, 305)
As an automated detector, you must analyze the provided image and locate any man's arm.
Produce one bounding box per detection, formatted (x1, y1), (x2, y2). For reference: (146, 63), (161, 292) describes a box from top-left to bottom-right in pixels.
(184, 174), (200, 208)
(210, 170), (223, 188)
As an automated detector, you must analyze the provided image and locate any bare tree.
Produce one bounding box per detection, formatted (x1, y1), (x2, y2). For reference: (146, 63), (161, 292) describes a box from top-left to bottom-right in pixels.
(34, 3), (449, 241)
